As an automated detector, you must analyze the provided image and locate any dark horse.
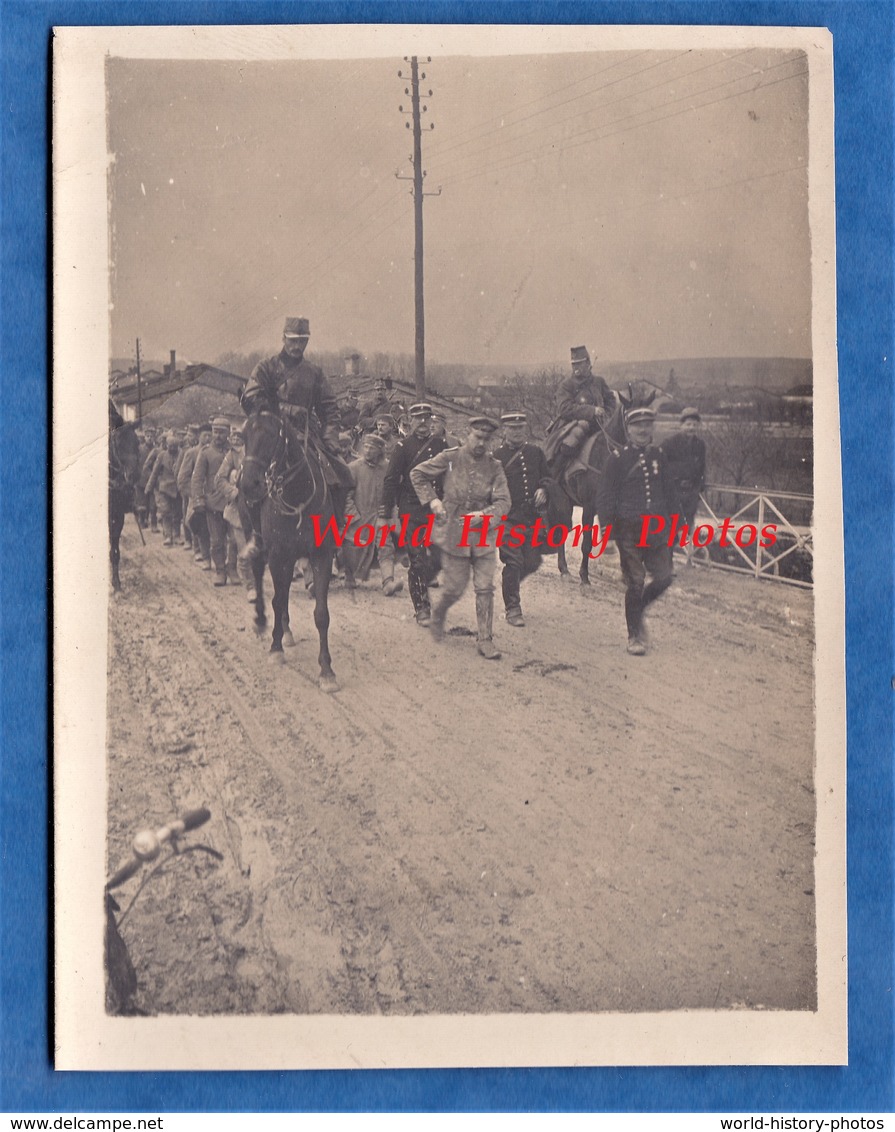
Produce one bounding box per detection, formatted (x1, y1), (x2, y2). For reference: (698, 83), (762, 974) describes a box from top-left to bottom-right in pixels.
(109, 403), (142, 591)
(240, 410), (341, 692)
(545, 397), (629, 585)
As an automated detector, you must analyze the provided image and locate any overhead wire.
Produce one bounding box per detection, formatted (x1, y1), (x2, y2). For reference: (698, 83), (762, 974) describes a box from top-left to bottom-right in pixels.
(428, 48), (772, 186)
(438, 55), (807, 192)
(427, 50), (698, 177)
(425, 49), (652, 161)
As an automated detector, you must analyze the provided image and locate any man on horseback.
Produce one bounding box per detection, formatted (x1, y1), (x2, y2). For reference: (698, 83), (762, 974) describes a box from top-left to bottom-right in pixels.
(547, 345), (617, 488)
(241, 316), (353, 556)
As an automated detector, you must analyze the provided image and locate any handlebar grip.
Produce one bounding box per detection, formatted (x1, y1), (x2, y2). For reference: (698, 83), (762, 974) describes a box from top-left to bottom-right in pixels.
(106, 855), (142, 891)
(180, 807), (211, 832)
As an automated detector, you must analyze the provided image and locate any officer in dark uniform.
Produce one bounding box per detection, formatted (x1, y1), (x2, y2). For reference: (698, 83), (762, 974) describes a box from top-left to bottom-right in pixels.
(492, 410), (551, 628)
(596, 401), (680, 655)
(380, 401), (449, 627)
(241, 316), (352, 554)
(549, 345), (617, 484)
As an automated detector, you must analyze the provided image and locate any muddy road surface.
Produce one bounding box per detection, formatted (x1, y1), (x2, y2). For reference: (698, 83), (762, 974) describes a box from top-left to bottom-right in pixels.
(107, 524), (816, 1016)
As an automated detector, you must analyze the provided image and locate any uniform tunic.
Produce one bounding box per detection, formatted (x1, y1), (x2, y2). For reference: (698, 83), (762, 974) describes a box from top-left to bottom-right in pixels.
(382, 433), (450, 520)
(492, 440), (551, 608)
(410, 447), (511, 558)
(492, 441), (551, 523)
(556, 371), (616, 425)
(595, 443), (678, 537)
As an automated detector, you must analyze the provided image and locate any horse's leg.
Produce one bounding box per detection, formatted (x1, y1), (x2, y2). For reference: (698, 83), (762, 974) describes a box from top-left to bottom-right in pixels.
(557, 543), (569, 576)
(281, 553), (297, 649)
(311, 550), (337, 692)
(268, 551), (290, 662)
(579, 505), (595, 586)
(110, 503), (123, 591)
(252, 552), (267, 634)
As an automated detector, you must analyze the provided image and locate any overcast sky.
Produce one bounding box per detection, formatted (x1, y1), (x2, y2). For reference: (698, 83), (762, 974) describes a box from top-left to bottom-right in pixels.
(107, 46), (811, 369)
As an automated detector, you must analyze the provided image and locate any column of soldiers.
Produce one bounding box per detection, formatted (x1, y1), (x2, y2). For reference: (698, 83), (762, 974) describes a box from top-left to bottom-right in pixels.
(129, 326), (707, 661)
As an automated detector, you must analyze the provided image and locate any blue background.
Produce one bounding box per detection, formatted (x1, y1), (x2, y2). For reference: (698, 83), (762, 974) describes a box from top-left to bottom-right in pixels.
(2, 0), (891, 1113)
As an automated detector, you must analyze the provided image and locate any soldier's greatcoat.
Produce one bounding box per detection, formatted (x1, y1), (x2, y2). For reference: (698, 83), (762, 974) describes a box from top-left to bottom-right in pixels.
(243, 351), (341, 435)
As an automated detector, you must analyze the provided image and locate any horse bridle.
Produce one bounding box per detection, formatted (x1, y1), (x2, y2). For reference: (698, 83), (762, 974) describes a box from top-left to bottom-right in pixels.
(109, 425), (137, 489)
(243, 412), (319, 523)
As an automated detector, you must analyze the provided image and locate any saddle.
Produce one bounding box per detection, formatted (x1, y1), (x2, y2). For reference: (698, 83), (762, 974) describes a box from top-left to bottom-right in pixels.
(546, 423), (600, 491)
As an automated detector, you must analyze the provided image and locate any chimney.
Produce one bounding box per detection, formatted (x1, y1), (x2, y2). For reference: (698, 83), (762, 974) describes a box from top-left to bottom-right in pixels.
(344, 353), (360, 377)
(169, 349), (176, 378)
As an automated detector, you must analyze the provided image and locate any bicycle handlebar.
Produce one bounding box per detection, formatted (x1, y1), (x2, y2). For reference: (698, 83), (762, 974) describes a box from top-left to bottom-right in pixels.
(106, 808), (212, 891)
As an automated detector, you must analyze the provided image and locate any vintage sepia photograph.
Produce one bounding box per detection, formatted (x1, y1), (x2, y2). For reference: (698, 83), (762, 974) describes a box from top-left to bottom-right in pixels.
(53, 23), (844, 1070)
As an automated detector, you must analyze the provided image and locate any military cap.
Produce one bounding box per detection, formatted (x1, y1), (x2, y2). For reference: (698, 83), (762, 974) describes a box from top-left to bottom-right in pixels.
(165, 430), (179, 444)
(374, 411), (395, 423)
(212, 416), (231, 429)
(570, 345), (590, 365)
(500, 410), (527, 424)
(284, 317), (310, 338)
(186, 422), (200, 433)
(467, 416), (500, 435)
(680, 407), (701, 423)
(346, 387), (360, 397)
(197, 422), (213, 435)
(363, 432), (387, 449)
(409, 402), (434, 417)
(625, 405), (657, 424)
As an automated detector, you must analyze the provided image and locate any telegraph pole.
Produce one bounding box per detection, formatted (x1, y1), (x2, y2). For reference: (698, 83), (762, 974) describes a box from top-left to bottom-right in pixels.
(397, 56), (440, 395)
(135, 337), (143, 423)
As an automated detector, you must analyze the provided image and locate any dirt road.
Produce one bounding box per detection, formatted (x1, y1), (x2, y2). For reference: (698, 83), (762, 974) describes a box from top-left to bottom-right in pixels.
(107, 524), (816, 1016)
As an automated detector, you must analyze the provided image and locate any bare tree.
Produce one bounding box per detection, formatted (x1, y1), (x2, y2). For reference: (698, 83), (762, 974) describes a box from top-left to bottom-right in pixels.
(489, 368), (563, 440)
(704, 418), (780, 488)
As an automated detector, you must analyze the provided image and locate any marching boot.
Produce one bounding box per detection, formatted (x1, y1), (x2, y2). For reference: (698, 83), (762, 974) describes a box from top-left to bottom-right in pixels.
(475, 593), (501, 660)
(429, 595), (449, 642)
(381, 564), (403, 597)
(502, 566), (524, 626)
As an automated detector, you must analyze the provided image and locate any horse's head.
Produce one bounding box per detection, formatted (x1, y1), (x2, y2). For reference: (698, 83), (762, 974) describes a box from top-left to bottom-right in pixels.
(241, 410), (285, 503)
(109, 421), (141, 488)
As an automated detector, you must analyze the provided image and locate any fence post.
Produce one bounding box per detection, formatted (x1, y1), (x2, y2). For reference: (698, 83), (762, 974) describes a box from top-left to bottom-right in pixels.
(756, 494), (765, 579)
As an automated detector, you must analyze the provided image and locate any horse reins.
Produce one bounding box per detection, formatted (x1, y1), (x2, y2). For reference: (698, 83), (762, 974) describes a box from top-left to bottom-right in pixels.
(245, 413), (319, 527)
